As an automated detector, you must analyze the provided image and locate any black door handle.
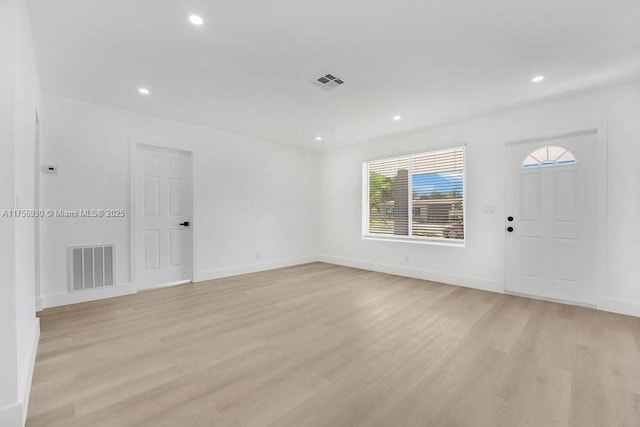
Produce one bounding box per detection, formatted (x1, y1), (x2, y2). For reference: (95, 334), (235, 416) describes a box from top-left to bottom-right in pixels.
(507, 226), (514, 232)
(179, 221), (190, 227)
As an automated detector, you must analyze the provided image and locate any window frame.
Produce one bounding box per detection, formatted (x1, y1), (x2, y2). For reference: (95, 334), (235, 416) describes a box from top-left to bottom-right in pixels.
(362, 145), (466, 247)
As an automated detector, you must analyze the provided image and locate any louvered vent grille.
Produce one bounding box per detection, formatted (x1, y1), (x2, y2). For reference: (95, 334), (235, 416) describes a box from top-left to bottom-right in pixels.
(311, 73), (345, 90)
(68, 244), (115, 291)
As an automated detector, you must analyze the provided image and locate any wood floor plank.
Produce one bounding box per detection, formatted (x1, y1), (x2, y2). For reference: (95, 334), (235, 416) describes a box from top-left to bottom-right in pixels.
(27, 262), (640, 426)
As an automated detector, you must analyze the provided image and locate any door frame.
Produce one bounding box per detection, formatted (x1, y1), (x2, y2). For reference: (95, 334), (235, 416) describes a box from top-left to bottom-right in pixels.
(129, 140), (197, 291)
(500, 125), (608, 308)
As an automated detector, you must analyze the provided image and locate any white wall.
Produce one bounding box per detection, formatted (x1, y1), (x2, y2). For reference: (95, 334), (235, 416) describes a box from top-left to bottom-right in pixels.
(0, 0), (20, 421)
(0, 0), (40, 425)
(39, 83), (640, 318)
(38, 94), (320, 307)
(14, 0), (40, 402)
(319, 82), (640, 316)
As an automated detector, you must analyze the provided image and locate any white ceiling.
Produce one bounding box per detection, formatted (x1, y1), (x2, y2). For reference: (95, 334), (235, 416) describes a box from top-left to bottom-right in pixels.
(28, 0), (640, 149)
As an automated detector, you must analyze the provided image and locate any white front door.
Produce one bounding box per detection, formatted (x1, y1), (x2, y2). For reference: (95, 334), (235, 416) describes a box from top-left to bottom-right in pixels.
(505, 131), (600, 305)
(135, 145), (192, 289)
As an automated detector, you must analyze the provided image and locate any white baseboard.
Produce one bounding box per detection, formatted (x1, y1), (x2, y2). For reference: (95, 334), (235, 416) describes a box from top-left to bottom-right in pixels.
(37, 255), (640, 319)
(598, 297), (640, 317)
(40, 257), (319, 309)
(319, 255), (640, 318)
(196, 255), (319, 282)
(19, 318), (39, 425)
(318, 254), (502, 293)
(40, 283), (135, 309)
(0, 404), (21, 427)
(137, 279), (192, 292)
(0, 318), (40, 427)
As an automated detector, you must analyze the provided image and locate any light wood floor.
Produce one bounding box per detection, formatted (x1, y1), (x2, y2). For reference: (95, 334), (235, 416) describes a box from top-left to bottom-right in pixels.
(28, 262), (640, 426)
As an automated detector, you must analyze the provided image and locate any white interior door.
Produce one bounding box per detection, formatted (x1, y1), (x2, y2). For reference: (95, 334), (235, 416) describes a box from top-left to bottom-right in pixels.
(136, 145), (192, 289)
(505, 132), (600, 305)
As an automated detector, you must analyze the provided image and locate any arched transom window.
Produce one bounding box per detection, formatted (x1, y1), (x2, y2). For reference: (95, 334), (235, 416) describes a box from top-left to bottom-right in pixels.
(522, 145), (577, 168)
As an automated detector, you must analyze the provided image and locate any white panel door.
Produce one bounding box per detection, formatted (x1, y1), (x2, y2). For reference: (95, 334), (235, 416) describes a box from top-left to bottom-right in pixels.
(505, 132), (599, 305)
(136, 145), (192, 289)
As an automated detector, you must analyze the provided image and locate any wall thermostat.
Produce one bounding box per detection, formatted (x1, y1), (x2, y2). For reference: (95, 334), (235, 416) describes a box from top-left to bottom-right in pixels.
(42, 165), (58, 174)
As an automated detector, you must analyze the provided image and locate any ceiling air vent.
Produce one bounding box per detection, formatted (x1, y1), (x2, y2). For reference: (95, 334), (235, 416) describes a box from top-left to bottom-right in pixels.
(311, 73), (345, 90)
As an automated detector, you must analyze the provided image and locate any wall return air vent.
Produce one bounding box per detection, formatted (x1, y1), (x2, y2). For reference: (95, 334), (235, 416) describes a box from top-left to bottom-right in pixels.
(311, 73), (345, 90)
(68, 244), (115, 292)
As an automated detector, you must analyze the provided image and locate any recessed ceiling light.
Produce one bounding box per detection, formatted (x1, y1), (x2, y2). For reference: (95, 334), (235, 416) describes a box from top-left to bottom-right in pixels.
(532, 75), (545, 83)
(393, 115), (402, 121)
(138, 87), (150, 95)
(189, 15), (204, 26)
(315, 136), (322, 141)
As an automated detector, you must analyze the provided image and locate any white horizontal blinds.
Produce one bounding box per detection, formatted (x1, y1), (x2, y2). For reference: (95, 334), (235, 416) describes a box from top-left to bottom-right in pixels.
(411, 147), (464, 239)
(368, 157), (409, 236)
(366, 146), (464, 240)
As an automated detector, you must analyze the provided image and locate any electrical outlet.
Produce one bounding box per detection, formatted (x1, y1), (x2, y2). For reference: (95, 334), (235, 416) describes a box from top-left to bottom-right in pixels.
(255, 252), (261, 260)
(404, 255), (409, 264)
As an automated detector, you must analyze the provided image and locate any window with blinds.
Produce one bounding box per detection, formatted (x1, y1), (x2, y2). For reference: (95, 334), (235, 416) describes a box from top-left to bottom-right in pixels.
(364, 146), (465, 242)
